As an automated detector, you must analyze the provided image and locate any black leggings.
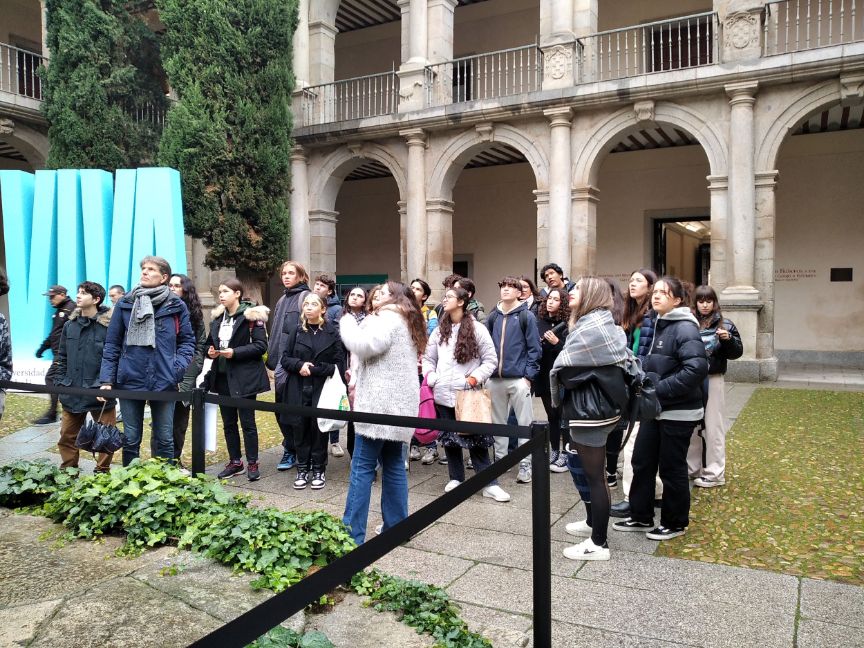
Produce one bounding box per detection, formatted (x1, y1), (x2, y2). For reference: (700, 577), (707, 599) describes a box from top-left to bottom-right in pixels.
(540, 392), (562, 452)
(572, 442), (610, 546)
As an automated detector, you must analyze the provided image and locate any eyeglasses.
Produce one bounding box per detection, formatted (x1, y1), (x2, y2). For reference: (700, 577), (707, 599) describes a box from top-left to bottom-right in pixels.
(442, 294), (458, 301)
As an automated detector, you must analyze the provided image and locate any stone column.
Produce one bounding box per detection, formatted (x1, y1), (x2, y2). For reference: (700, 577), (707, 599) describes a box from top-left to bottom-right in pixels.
(308, 20), (337, 86)
(427, 0), (457, 64)
(292, 0), (310, 88)
(402, 129), (427, 281)
(40, 0), (49, 58)
(398, 0), (429, 111)
(570, 186), (599, 279)
(544, 108), (573, 271)
(540, 0), (574, 43)
(398, 200), (408, 282)
(707, 175), (728, 290)
(426, 198), (454, 302)
(309, 209), (338, 280)
(534, 190), (550, 277)
(289, 147), (311, 269)
(754, 171), (779, 380)
(723, 81), (759, 299)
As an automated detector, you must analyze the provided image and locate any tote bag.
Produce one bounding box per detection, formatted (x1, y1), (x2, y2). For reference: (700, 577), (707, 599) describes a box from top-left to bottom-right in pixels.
(317, 371), (350, 433)
(455, 388), (492, 424)
(414, 375), (439, 444)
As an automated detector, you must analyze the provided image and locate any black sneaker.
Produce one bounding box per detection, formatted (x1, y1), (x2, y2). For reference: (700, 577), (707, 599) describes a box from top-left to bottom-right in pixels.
(293, 471), (309, 490)
(32, 413), (58, 425)
(217, 460), (245, 479)
(247, 462), (260, 482)
(646, 526), (686, 541)
(310, 471), (325, 490)
(612, 518), (653, 533)
(606, 472), (618, 488)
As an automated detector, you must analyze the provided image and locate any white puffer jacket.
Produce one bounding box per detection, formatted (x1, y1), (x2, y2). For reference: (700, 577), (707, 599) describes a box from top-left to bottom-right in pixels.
(421, 318), (497, 408)
(340, 307), (419, 443)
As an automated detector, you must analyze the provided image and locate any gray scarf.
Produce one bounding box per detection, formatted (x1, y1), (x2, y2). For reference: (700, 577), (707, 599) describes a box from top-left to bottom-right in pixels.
(125, 284), (172, 348)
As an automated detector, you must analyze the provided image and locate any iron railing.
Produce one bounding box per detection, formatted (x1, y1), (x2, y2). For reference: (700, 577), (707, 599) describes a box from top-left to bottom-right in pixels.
(0, 42), (43, 100)
(299, 70), (399, 126)
(577, 12), (719, 83)
(425, 43), (542, 107)
(763, 0), (862, 54)
(129, 101), (169, 128)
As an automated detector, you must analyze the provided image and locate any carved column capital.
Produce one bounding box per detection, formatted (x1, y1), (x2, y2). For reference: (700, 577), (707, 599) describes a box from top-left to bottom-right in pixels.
(0, 118), (14, 136)
(633, 100), (655, 123)
(726, 81), (759, 106)
(543, 107), (573, 126)
(400, 128), (427, 147)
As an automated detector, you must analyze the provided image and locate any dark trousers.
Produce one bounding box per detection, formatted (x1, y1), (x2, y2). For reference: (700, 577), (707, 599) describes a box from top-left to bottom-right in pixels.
(221, 398), (259, 463)
(151, 402), (191, 460)
(436, 405), (496, 485)
(44, 361), (60, 417)
(347, 421), (356, 457)
(275, 388), (296, 454)
(539, 392), (562, 452)
(630, 418), (695, 529)
(294, 416), (329, 472)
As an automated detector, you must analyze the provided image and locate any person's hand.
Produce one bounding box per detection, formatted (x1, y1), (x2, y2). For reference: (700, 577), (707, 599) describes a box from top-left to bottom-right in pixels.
(717, 328), (730, 341)
(207, 346), (219, 359)
(299, 361), (314, 377)
(543, 330), (559, 345)
(97, 385), (112, 402)
(220, 348), (234, 359)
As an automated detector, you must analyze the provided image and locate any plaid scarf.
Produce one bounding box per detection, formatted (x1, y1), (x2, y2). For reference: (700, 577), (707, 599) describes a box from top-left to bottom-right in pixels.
(549, 309), (629, 406)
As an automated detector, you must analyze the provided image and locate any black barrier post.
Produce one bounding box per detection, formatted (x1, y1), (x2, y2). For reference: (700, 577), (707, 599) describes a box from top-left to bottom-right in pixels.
(530, 420), (551, 648)
(190, 387), (205, 476)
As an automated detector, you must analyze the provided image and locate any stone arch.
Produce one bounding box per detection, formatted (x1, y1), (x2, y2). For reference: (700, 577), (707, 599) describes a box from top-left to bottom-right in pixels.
(310, 142), (407, 212)
(573, 101), (727, 187)
(755, 79), (840, 172)
(427, 124), (550, 200)
(0, 122), (48, 169)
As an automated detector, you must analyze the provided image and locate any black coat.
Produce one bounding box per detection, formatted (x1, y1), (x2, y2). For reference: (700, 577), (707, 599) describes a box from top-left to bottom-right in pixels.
(534, 315), (567, 397)
(279, 321), (346, 426)
(701, 314), (744, 375)
(38, 297), (76, 356)
(203, 305), (270, 398)
(643, 310), (709, 416)
(55, 306), (115, 413)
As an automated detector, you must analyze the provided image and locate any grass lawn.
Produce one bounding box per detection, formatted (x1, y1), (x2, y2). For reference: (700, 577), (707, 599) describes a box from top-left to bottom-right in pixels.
(658, 387), (864, 585)
(0, 393), (51, 438)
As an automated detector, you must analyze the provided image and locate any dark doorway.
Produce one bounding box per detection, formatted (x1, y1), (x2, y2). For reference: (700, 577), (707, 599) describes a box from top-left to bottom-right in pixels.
(653, 216), (711, 286)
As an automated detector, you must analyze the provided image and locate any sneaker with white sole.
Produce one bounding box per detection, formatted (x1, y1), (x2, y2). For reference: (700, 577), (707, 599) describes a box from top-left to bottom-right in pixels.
(646, 526), (686, 541)
(565, 519), (592, 537)
(482, 485), (511, 502)
(310, 471), (326, 490)
(374, 524), (383, 535)
(444, 479), (461, 493)
(330, 443), (344, 457)
(421, 447), (438, 465)
(612, 518), (654, 532)
(563, 538), (610, 561)
(293, 471), (309, 490)
(550, 453), (568, 473)
(409, 445), (422, 461)
(516, 462), (532, 483)
(694, 477), (725, 488)
(606, 471), (618, 488)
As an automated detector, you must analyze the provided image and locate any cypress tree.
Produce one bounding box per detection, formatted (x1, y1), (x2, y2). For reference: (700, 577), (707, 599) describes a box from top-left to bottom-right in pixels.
(157, 0), (297, 277)
(42, 0), (166, 170)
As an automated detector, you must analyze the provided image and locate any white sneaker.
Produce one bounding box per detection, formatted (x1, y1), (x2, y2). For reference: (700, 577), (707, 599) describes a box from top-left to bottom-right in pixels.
(444, 479), (461, 493)
(409, 445), (421, 461)
(516, 462), (532, 483)
(421, 447), (438, 465)
(565, 519), (592, 537)
(330, 443), (344, 457)
(694, 477), (725, 488)
(482, 484), (511, 502)
(374, 524), (383, 535)
(563, 538), (610, 561)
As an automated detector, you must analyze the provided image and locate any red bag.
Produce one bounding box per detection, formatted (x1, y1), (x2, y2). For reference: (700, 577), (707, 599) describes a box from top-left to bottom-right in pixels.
(414, 375), (439, 444)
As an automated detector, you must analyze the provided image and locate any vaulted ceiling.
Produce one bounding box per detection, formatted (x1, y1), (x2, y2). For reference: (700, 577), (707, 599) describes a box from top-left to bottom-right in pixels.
(336, 0), (488, 32)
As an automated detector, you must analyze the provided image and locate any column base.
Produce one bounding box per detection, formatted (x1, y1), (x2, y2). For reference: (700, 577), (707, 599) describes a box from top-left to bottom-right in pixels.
(720, 285), (760, 300)
(726, 357), (778, 383)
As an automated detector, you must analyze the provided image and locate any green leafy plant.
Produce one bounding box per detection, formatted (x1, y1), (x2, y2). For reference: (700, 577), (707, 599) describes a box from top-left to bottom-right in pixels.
(0, 459), (76, 507)
(179, 507), (356, 592)
(351, 570), (492, 648)
(246, 627), (333, 648)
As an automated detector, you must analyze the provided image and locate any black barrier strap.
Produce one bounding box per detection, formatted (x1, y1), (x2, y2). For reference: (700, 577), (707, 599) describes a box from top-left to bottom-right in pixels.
(190, 388), (205, 476)
(530, 421), (552, 648)
(0, 380), (187, 403)
(188, 436), (540, 648)
(205, 392), (533, 440)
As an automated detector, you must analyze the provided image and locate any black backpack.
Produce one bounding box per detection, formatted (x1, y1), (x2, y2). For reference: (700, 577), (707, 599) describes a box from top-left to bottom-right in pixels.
(486, 308), (531, 339)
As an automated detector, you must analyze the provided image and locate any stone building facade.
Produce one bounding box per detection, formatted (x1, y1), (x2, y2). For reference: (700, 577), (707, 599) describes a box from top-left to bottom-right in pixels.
(289, 0), (864, 380)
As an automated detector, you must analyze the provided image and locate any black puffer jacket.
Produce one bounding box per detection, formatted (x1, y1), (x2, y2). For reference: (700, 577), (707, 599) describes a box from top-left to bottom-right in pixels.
(643, 307), (708, 420)
(699, 313), (744, 375)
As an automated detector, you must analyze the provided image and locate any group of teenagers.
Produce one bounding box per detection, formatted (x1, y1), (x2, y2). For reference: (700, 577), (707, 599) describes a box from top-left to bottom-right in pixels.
(32, 254), (743, 554)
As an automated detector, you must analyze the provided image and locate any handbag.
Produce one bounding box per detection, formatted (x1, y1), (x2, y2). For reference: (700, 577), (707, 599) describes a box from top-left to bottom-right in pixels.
(76, 403), (125, 454)
(316, 371), (350, 433)
(455, 387), (492, 425)
(414, 375), (439, 445)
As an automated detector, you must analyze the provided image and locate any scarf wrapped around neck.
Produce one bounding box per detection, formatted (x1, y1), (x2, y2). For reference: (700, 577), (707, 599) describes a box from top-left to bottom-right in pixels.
(549, 308), (631, 407)
(125, 284), (172, 348)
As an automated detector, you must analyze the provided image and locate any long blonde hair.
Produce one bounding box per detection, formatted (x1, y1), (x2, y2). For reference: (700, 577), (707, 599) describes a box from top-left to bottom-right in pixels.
(300, 293), (327, 331)
(569, 277), (613, 328)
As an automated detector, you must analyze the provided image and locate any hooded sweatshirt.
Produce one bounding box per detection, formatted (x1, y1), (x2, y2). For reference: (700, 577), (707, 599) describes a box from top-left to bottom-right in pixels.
(486, 300), (541, 381)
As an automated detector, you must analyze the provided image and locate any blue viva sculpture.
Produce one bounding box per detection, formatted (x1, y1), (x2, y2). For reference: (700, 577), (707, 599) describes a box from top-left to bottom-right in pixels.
(0, 167), (187, 370)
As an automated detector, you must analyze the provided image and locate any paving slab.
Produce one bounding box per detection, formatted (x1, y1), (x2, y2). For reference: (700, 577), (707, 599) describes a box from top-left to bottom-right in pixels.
(0, 599), (62, 647)
(371, 544), (474, 588)
(800, 577), (864, 628)
(550, 619), (704, 648)
(796, 618), (864, 648)
(439, 494), (564, 537)
(455, 602), (532, 648)
(28, 576), (222, 647)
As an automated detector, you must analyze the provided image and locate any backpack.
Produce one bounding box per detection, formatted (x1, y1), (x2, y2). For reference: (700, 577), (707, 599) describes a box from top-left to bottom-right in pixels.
(619, 356), (662, 449)
(414, 375), (439, 444)
(485, 308), (530, 339)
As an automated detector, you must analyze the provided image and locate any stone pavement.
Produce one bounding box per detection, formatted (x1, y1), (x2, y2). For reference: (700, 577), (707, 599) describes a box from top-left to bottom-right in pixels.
(1, 381), (862, 647)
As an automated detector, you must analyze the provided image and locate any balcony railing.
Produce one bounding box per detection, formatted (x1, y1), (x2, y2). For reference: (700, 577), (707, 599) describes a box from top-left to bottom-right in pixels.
(763, 0), (863, 55)
(299, 70), (399, 126)
(425, 44), (542, 108)
(578, 12), (719, 83)
(0, 42), (43, 101)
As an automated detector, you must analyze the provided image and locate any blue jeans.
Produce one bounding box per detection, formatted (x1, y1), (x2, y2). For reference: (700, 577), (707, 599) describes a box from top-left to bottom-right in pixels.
(343, 435), (408, 545)
(120, 398), (175, 466)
